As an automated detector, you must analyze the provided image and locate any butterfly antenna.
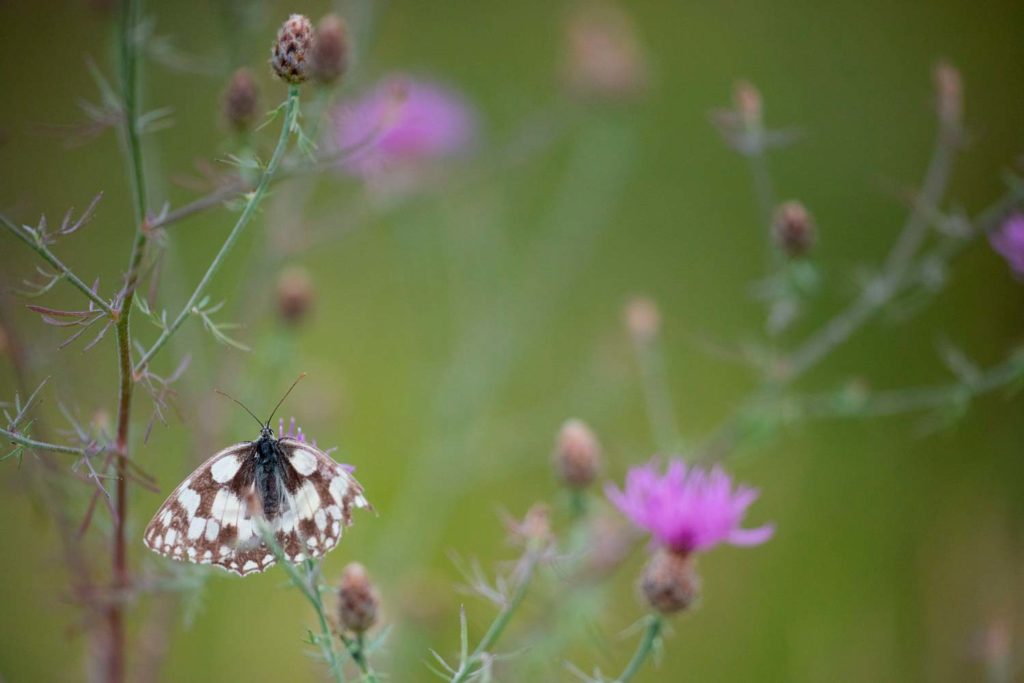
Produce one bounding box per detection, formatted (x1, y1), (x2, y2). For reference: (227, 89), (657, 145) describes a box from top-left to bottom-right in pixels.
(266, 373), (307, 426)
(214, 389), (264, 429)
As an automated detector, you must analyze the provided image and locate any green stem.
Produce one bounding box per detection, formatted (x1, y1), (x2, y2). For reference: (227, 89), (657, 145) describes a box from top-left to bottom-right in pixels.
(341, 632), (380, 683)
(133, 86), (301, 374)
(615, 615), (663, 683)
(0, 215), (115, 315)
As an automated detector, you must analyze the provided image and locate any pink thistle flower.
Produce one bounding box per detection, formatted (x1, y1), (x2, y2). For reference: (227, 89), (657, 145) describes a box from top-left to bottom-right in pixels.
(990, 213), (1024, 279)
(330, 74), (477, 179)
(606, 458), (773, 554)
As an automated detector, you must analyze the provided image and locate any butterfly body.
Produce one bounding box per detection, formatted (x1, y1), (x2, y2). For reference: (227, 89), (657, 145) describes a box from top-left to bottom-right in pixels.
(144, 425), (368, 576)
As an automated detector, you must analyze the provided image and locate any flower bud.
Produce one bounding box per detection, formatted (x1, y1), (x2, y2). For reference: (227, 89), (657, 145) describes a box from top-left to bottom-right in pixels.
(772, 200), (816, 258)
(337, 562), (380, 633)
(554, 418), (601, 489)
(223, 68), (260, 132)
(564, 1), (647, 101)
(276, 266), (314, 325)
(640, 548), (699, 615)
(271, 14), (314, 84)
(624, 296), (660, 344)
(311, 14), (350, 86)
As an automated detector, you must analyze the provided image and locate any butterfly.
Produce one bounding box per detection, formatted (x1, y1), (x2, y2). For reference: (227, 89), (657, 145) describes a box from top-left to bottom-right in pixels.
(143, 380), (369, 576)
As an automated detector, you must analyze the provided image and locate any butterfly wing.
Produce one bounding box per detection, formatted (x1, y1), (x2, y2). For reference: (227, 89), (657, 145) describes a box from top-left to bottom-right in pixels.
(272, 437), (371, 563)
(143, 442), (271, 574)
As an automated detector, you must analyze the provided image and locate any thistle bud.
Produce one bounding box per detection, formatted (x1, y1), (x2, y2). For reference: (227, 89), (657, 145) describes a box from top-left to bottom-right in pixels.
(772, 200), (816, 258)
(640, 548), (700, 615)
(271, 14), (314, 84)
(311, 14), (350, 86)
(337, 563), (380, 633)
(934, 61), (962, 129)
(276, 266), (314, 325)
(624, 296), (660, 344)
(223, 68), (260, 132)
(554, 418), (601, 489)
(564, 1), (648, 101)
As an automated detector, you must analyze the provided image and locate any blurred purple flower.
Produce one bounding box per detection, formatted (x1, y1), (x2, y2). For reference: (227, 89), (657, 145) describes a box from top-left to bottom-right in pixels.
(331, 74), (477, 178)
(990, 213), (1024, 278)
(278, 417), (354, 472)
(606, 458), (773, 554)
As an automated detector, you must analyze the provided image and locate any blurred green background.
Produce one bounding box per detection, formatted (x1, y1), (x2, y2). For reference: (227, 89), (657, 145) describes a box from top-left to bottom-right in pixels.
(1, 0), (1023, 681)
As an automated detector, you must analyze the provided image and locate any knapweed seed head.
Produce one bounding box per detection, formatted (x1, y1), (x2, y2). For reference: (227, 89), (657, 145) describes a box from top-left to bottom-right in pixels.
(554, 418), (602, 489)
(733, 80), (762, 131)
(773, 200), (816, 258)
(276, 266), (315, 325)
(990, 213), (1024, 279)
(641, 547), (700, 615)
(311, 14), (350, 86)
(271, 14), (314, 84)
(223, 68), (260, 132)
(331, 75), (477, 178)
(606, 458), (774, 555)
(624, 296), (661, 344)
(337, 562), (380, 633)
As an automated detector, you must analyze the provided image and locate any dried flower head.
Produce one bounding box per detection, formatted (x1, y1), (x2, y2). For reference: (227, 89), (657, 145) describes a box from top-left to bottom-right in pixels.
(624, 296), (661, 344)
(582, 513), (636, 578)
(773, 200), (816, 258)
(331, 75), (477, 178)
(564, 0), (648, 101)
(271, 14), (314, 84)
(276, 266), (314, 325)
(223, 68), (260, 132)
(606, 458), (774, 554)
(337, 562), (380, 633)
(554, 418), (602, 489)
(990, 213), (1024, 279)
(311, 14), (350, 86)
(641, 547), (700, 615)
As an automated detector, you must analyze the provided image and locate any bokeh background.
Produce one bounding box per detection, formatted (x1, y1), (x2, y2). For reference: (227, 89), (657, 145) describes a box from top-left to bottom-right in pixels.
(1, 0), (1023, 681)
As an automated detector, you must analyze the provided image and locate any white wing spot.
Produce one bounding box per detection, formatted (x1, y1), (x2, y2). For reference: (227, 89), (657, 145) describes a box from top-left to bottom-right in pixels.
(329, 476), (350, 505)
(289, 448), (317, 476)
(211, 455), (242, 483)
(242, 560), (258, 572)
(293, 481), (320, 520)
(178, 487), (201, 517)
(262, 554), (274, 564)
(314, 508), (327, 531)
(205, 519), (220, 541)
(164, 528), (178, 546)
(187, 516), (206, 540)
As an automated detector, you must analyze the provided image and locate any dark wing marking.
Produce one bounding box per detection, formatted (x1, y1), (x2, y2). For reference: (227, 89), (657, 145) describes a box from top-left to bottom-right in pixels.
(272, 437), (371, 563)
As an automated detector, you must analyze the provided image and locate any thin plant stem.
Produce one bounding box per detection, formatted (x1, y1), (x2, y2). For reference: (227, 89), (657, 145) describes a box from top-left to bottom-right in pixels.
(0, 214), (115, 315)
(630, 333), (681, 454)
(341, 632), (381, 683)
(134, 86), (301, 374)
(0, 426), (88, 456)
(109, 0), (149, 678)
(614, 615), (663, 683)
(450, 550), (541, 683)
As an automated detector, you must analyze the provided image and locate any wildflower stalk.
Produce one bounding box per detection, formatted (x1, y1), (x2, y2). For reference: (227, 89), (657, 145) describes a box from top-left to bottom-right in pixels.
(259, 524), (346, 683)
(134, 85), (301, 373)
(450, 548), (541, 683)
(109, 0), (149, 677)
(614, 615), (662, 683)
(340, 632), (381, 683)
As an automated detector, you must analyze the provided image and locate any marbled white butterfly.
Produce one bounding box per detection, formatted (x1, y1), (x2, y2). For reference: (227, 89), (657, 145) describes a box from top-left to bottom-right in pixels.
(143, 381), (369, 576)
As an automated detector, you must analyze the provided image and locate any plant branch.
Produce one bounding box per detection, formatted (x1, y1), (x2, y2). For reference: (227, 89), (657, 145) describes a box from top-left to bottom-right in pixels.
(0, 425), (89, 456)
(0, 214), (115, 315)
(133, 86), (301, 374)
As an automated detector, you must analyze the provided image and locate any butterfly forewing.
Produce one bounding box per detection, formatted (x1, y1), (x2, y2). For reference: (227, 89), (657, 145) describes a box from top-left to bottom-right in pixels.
(143, 435), (369, 577)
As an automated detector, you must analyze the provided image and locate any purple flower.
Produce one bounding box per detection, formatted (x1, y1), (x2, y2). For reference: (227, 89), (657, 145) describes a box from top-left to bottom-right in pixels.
(990, 213), (1024, 278)
(278, 417), (355, 473)
(331, 74), (477, 178)
(606, 458), (773, 554)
